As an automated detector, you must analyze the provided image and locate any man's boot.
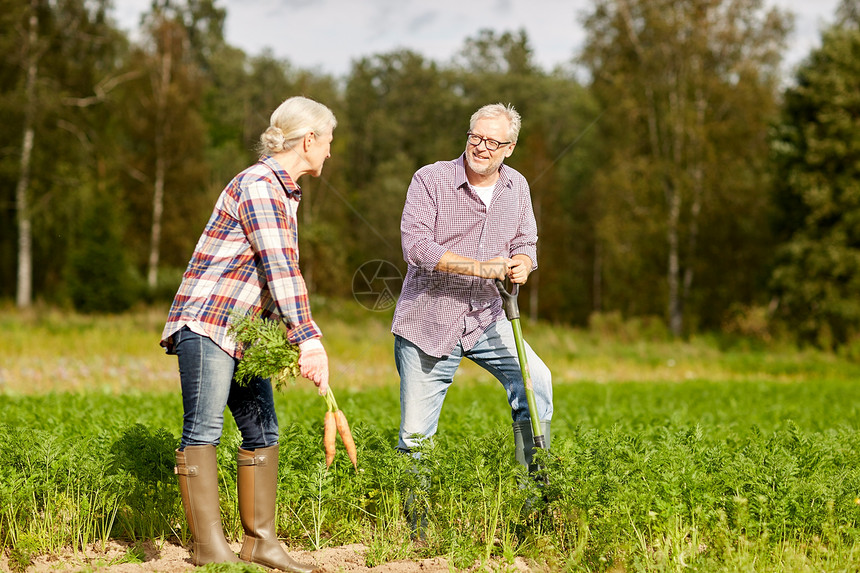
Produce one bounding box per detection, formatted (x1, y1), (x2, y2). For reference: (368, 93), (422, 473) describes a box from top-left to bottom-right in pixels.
(512, 419), (551, 474)
(513, 420), (552, 514)
(237, 446), (317, 573)
(404, 472), (429, 542)
(174, 446), (240, 565)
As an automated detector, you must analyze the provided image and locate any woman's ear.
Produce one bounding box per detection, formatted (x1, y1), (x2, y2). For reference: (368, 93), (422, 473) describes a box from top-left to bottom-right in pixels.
(304, 131), (315, 151)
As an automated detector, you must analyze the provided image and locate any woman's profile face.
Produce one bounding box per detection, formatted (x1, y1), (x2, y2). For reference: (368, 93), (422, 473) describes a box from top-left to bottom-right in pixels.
(307, 130), (333, 177)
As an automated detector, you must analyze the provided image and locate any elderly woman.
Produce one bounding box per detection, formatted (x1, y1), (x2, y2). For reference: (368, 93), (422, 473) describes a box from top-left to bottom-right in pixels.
(160, 96), (335, 572)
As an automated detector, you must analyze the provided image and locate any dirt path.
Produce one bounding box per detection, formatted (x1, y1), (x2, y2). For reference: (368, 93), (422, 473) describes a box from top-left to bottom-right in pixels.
(1, 540), (535, 572)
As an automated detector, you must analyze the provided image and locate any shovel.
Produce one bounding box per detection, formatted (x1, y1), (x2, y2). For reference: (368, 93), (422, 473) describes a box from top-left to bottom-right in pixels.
(495, 278), (547, 451)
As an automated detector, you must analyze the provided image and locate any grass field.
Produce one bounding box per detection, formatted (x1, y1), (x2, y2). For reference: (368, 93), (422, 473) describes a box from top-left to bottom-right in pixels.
(2, 299), (860, 571)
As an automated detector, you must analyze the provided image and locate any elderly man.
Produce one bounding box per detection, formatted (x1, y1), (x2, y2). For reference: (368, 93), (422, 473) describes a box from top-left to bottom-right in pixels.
(391, 102), (553, 474)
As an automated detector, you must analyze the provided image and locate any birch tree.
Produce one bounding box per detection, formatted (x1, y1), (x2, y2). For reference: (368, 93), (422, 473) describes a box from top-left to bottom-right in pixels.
(5, 0), (124, 307)
(118, 1), (210, 291)
(14, 0), (39, 309)
(581, 0), (789, 335)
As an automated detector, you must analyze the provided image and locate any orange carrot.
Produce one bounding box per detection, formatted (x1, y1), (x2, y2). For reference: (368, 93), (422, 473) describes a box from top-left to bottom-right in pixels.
(323, 410), (337, 468)
(334, 409), (357, 469)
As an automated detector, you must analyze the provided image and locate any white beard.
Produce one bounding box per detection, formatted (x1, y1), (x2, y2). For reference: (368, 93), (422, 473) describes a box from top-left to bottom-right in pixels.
(465, 150), (505, 176)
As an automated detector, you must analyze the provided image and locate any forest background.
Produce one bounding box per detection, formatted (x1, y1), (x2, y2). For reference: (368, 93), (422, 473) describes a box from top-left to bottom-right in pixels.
(3, 0), (860, 350)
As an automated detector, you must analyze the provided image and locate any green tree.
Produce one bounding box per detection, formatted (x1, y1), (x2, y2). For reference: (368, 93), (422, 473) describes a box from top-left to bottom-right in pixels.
(455, 28), (537, 76)
(66, 190), (139, 313)
(343, 50), (464, 276)
(581, 0), (790, 335)
(187, 33), (346, 297)
(0, 0), (129, 305)
(522, 77), (602, 324)
(12, 0), (39, 309)
(769, 1), (860, 347)
(114, 0), (212, 293)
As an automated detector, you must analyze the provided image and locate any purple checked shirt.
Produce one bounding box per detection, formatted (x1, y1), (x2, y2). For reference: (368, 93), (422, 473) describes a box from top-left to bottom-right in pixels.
(160, 156), (320, 358)
(391, 154), (538, 358)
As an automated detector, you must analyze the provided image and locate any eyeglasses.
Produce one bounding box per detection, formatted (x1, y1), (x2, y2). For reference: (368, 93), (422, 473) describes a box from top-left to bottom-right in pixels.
(466, 132), (511, 151)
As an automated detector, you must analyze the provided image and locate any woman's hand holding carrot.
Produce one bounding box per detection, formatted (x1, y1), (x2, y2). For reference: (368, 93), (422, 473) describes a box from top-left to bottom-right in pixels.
(298, 339), (329, 396)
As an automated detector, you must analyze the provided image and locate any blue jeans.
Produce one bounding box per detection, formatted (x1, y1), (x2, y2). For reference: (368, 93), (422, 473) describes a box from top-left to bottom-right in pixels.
(395, 318), (553, 453)
(173, 326), (279, 450)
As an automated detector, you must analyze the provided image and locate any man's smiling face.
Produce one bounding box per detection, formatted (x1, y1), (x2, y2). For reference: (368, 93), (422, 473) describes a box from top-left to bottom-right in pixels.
(464, 117), (516, 177)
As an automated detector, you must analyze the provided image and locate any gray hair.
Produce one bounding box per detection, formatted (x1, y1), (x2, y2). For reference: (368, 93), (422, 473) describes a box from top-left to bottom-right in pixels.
(469, 103), (522, 143)
(259, 96), (337, 155)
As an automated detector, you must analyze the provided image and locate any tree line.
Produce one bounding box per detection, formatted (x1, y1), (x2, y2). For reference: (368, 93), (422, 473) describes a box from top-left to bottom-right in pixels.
(2, 0), (859, 348)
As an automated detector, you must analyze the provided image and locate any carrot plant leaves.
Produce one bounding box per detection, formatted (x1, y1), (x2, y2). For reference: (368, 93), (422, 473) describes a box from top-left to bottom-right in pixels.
(228, 311), (300, 392)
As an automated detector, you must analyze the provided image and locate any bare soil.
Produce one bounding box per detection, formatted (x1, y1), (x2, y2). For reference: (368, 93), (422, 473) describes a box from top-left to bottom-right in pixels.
(1, 540), (535, 573)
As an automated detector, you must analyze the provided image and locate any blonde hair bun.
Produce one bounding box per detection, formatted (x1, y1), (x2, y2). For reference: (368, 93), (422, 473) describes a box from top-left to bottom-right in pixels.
(260, 126), (288, 154)
(258, 96), (337, 156)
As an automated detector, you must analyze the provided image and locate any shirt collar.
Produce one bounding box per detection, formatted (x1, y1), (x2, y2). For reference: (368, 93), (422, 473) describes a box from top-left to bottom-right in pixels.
(455, 153), (511, 190)
(261, 155), (302, 199)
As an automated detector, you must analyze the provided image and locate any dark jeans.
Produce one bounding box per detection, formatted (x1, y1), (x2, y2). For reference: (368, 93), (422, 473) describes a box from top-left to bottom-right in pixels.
(173, 326), (279, 450)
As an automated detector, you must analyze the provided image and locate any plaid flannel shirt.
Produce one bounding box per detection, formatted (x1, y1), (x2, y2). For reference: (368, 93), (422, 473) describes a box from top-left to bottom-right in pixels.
(391, 154), (538, 358)
(160, 156), (320, 358)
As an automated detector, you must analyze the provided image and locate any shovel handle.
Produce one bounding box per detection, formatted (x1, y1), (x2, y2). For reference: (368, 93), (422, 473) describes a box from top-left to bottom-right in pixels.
(495, 279), (520, 320)
(496, 278), (545, 448)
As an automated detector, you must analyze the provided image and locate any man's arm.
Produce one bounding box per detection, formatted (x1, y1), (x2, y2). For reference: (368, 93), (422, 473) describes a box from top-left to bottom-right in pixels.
(436, 251), (511, 280)
(401, 172), (448, 271)
(402, 167), (516, 281)
(508, 177), (538, 282)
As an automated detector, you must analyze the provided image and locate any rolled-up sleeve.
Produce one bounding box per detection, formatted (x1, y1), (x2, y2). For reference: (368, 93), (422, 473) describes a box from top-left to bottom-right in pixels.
(400, 170), (448, 271)
(509, 181), (538, 270)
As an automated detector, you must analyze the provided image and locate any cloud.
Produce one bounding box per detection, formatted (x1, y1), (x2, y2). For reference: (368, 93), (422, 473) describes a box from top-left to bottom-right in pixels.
(407, 10), (439, 35)
(112, 0), (841, 78)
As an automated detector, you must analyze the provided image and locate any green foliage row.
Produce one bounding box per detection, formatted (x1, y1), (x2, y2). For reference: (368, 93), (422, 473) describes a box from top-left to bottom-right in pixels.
(3, 379), (860, 571)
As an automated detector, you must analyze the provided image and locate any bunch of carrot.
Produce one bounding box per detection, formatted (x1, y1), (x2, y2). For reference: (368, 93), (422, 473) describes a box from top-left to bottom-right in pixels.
(227, 311), (358, 470)
(323, 389), (357, 470)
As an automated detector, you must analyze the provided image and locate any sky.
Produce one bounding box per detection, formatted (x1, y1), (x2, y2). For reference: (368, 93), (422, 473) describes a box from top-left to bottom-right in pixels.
(112, 0), (842, 79)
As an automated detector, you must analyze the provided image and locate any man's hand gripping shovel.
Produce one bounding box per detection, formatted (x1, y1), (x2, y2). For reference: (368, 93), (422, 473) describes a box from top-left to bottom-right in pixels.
(495, 278), (547, 452)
